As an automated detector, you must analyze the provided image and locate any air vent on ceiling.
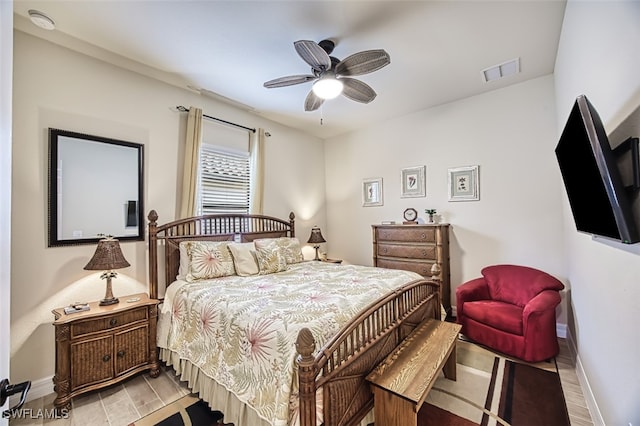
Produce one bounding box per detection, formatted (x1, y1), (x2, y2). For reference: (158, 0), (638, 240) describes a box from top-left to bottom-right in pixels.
(482, 58), (520, 83)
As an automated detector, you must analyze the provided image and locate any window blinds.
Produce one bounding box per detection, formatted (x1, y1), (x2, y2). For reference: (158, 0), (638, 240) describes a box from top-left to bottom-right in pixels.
(198, 144), (250, 215)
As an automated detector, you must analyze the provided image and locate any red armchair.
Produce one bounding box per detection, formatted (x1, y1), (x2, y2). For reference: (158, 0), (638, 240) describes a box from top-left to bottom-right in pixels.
(456, 264), (564, 362)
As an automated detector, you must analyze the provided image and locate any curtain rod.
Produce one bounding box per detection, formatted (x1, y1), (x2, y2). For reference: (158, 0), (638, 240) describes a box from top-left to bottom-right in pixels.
(176, 105), (256, 133)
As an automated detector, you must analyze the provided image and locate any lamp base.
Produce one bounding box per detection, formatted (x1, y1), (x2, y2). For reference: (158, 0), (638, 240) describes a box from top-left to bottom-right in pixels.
(99, 297), (119, 306)
(100, 276), (119, 306)
(313, 245), (321, 261)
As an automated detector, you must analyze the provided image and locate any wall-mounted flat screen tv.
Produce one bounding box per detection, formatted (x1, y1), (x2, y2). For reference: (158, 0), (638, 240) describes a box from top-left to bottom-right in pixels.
(555, 95), (640, 244)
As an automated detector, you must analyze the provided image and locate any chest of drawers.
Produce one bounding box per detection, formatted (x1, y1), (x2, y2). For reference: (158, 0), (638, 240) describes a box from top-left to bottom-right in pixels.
(372, 224), (451, 314)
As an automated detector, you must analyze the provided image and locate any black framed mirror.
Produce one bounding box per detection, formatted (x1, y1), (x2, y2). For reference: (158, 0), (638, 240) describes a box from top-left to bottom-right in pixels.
(48, 128), (144, 247)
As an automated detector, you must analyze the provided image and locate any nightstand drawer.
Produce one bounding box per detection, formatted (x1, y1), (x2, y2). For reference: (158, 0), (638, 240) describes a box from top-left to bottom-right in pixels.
(377, 243), (436, 260)
(375, 227), (436, 243)
(71, 307), (148, 338)
(376, 258), (436, 277)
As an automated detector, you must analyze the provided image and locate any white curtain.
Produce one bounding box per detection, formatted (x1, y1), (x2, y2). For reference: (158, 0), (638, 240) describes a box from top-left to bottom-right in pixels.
(178, 107), (202, 218)
(249, 128), (265, 214)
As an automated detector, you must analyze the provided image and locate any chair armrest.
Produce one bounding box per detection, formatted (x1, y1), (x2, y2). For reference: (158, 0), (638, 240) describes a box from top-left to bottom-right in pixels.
(455, 277), (489, 318)
(522, 289), (562, 332)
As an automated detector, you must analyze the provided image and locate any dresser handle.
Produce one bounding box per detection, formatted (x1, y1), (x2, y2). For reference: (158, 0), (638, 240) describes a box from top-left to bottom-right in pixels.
(421, 233), (426, 239)
(382, 248), (388, 254)
(103, 355), (111, 362)
(117, 350), (126, 358)
(109, 319), (118, 327)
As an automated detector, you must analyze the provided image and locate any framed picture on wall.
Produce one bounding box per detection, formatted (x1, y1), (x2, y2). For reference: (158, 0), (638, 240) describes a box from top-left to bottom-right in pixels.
(400, 165), (426, 198)
(362, 177), (383, 207)
(448, 165), (479, 201)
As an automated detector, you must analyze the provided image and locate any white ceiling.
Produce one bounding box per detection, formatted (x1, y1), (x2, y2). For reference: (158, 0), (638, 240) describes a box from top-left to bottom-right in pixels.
(13, 0), (567, 139)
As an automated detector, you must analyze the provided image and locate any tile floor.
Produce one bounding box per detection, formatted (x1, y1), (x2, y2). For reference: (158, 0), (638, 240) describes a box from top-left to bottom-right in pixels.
(8, 338), (594, 426)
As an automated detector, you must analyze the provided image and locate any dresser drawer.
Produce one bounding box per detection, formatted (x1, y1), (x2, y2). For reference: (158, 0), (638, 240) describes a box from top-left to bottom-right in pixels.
(377, 243), (436, 260)
(71, 307), (149, 338)
(375, 227), (436, 243)
(376, 258), (436, 277)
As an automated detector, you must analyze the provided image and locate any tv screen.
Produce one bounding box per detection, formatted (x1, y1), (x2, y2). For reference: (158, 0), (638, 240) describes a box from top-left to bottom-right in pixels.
(555, 95), (640, 244)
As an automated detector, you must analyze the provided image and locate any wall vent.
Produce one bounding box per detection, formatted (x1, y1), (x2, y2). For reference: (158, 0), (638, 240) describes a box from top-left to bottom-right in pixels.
(482, 58), (520, 83)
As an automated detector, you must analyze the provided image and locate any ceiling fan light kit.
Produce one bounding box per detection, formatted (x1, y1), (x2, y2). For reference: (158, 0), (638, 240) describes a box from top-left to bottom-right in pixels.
(264, 39), (390, 112)
(312, 74), (344, 100)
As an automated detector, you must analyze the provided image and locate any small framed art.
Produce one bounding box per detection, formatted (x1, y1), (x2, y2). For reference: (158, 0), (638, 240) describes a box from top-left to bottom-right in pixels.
(448, 165), (479, 201)
(400, 165), (426, 198)
(362, 177), (383, 207)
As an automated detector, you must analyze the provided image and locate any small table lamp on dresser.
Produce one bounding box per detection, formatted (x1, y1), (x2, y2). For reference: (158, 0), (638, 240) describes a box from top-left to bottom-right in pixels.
(307, 226), (326, 261)
(84, 236), (130, 306)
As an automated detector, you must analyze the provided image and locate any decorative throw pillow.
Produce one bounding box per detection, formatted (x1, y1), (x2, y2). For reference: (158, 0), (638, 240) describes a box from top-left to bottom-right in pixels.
(255, 237), (304, 264)
(184, 241), (236, 282)
(228, 242), (260, 276)
(254, 241), (288, 275)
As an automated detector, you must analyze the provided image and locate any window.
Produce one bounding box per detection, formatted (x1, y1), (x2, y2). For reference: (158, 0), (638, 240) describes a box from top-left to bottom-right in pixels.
(197, 144), (250, 215)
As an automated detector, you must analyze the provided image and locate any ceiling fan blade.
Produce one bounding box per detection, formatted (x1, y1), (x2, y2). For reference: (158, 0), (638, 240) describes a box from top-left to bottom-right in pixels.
(341, 78), (377, 104)
(304, 91), (325, 112)
(294, 40), (332, 72)
(263, 75), (316, 88)
(335, 49), (391, 76)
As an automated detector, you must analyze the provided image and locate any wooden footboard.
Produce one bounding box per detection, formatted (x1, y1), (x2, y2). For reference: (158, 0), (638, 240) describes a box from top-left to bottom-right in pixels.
(296, 274), (441, 426)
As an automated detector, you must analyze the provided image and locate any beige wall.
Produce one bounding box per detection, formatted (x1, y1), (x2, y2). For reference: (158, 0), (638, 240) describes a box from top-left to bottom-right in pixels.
(10, 31), (326, 383)
(324, 75), (567, 313)
(553, 1), (640, 425)
(1, 2), (14, 418)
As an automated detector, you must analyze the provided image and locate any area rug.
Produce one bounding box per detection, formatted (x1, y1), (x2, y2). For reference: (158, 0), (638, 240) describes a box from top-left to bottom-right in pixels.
(418, 339), (571, 426)
(130, 394), (228, 426)
(131, 339), (570, 426)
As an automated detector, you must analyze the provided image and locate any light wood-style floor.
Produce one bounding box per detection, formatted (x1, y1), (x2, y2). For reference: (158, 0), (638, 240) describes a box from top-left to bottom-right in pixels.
(9, 338), (593, 426)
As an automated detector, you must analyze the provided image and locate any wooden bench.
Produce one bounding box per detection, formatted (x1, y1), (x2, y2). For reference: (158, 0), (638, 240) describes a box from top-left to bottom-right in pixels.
(366, 318), (462, 425)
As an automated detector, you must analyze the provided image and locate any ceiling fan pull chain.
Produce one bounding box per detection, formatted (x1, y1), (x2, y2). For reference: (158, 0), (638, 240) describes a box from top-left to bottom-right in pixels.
(320, 104), (324, 126)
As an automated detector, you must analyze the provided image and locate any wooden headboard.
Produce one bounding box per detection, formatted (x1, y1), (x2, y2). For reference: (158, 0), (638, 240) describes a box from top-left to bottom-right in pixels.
(147, 210), (295, 299)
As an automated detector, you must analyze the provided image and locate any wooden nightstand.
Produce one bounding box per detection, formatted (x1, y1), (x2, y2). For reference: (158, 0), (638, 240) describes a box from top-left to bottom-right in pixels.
(51, 293), (160, 409)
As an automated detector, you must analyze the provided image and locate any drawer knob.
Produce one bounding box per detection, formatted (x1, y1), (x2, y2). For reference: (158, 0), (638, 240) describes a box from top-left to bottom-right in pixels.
(103, 355), (111, 362)
(421, 233), (426, 239)
(422, 250), (428, 256)
(382, 248), (388, 254)
(117, 350), (126, 358)
(109, 319), (118, 327)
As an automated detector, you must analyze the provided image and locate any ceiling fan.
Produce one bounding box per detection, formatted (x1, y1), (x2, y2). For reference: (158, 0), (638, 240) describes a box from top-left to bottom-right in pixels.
(263, 39), (390, 112)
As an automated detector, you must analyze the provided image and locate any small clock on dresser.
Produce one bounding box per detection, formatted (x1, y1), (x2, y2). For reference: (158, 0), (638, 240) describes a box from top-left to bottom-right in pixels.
(403, 208), (418, 224)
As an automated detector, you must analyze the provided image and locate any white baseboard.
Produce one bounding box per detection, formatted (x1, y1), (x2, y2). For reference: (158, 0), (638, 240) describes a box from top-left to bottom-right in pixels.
(565, 329), (605, 426)
(11, 375), (54, 406)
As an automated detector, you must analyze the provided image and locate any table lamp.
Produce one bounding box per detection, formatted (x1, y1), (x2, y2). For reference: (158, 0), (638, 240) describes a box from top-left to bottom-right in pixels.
(84, 236), (130, 306)
(307, 226), (326, 261)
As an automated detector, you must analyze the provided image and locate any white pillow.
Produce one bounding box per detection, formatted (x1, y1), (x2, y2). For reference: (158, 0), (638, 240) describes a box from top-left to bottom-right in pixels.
(228, 242), (260, 276)
(176, 241), (189, 281)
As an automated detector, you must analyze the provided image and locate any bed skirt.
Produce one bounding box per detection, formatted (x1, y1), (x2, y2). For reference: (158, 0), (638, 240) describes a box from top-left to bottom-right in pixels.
(160, 348), (374, 426)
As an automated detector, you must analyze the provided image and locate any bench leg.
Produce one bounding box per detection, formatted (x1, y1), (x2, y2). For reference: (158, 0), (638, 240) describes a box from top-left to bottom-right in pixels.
(442, 340), (457, 381)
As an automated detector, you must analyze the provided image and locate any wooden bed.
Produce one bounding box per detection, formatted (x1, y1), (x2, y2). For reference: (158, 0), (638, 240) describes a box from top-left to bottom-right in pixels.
(147, 210), (442, 426)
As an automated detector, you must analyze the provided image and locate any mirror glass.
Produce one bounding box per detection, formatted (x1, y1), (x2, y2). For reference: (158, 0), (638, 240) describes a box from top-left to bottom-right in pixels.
(48, 128), (144, 247)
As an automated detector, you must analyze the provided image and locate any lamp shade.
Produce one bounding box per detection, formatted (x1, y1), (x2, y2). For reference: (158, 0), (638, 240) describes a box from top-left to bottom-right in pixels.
(307, 227), (326, 244)
(84, 238), (130, 271)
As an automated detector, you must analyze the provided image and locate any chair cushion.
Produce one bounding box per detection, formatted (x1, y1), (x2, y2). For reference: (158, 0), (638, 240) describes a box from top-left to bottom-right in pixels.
(481, 264), (564, 307)
(463, 300), (523, 335)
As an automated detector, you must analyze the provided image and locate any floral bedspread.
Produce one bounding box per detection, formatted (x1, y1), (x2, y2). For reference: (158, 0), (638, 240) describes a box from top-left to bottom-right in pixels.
(157, 261), (422, 425)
